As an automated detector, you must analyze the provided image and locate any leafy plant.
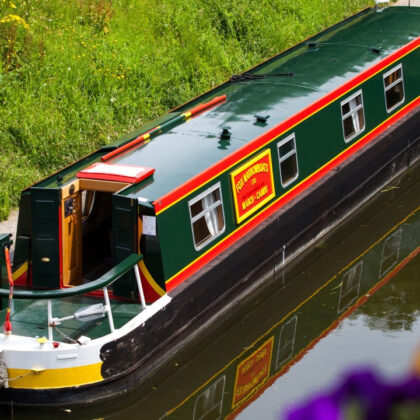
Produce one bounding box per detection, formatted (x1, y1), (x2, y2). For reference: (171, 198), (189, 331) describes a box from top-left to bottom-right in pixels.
(76, 0), (114, 34)
(0, 1), (31, 71)
(0, 0), (374, 220)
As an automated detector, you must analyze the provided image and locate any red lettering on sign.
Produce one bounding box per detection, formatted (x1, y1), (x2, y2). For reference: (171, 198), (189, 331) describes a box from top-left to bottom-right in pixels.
(231, 150), (275, 223)
(232, 337), (274, 408)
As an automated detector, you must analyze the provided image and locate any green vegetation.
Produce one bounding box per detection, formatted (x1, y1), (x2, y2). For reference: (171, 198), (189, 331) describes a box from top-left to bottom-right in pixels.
(0, 0), (373, 220)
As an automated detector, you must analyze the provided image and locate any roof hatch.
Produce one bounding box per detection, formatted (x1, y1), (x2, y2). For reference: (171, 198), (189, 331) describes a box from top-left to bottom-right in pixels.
(77, 162), (155, 184)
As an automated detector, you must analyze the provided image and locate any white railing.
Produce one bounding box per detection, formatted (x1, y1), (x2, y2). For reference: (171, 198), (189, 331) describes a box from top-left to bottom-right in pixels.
(46, 263), (147, 342)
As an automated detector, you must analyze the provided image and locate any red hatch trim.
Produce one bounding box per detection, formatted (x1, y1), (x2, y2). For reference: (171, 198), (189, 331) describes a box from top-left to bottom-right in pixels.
(77, 162), (155, 184)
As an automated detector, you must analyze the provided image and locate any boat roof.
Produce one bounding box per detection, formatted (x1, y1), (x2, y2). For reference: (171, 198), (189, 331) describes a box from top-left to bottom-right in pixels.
(37, 7), (420, 202)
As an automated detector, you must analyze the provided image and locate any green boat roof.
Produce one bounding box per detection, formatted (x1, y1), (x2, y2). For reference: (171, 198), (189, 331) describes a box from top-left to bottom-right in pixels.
(37, 7), (420, 200)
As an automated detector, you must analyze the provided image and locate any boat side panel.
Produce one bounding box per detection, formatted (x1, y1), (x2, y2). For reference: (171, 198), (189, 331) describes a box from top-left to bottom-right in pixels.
(98, 105), (420, 383)
(157, 47), (420, 284)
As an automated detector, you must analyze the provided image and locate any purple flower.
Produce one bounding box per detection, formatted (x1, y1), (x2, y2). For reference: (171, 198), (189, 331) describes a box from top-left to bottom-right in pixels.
(286, 370), (420, 420)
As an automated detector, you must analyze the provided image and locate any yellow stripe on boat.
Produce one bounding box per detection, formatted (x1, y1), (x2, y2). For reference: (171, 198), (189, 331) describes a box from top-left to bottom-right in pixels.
(139, 260), (165, 296)
(7, 362), (103, 389)
(12, 261), (28, 281)
(138, 216), (165, 297)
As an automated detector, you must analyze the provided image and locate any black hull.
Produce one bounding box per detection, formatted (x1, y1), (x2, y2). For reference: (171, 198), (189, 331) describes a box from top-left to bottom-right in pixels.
(1, 106), (420, 407)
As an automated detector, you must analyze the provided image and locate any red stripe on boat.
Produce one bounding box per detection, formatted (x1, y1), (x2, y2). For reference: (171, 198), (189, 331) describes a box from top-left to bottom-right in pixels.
(187, 95), (227, 116)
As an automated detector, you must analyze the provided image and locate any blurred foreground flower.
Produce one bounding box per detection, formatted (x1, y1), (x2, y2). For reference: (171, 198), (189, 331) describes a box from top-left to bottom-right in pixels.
(286, 370), (420, 420)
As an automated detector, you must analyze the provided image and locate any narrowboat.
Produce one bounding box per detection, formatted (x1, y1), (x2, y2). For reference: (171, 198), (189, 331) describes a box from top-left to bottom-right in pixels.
(0, 3), (419, 405)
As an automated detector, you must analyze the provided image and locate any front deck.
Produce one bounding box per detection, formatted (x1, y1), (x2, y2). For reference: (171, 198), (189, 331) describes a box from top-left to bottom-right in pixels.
(0, 297), (142, 342)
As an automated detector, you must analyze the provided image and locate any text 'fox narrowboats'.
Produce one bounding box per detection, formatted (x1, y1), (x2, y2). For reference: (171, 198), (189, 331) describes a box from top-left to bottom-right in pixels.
(0, 3), (419, 405)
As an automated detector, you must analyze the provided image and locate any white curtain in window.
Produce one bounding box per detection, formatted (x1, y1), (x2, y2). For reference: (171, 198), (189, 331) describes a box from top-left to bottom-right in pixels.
(203, 194), (218, 236)
(349, 98), (360, 132)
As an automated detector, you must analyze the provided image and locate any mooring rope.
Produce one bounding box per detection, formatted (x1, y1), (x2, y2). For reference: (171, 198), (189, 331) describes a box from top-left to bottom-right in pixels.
(49, 323), (81, 345)
(8, 371), (37, 382)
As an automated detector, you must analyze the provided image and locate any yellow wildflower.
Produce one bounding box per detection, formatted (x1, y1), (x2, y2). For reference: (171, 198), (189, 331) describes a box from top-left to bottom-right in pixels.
(0, 14), (30, 30)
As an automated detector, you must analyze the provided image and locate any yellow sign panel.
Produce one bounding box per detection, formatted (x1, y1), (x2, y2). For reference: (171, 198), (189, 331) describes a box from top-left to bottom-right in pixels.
(230, 149), (276, 224)
(232, 336), (274, 408)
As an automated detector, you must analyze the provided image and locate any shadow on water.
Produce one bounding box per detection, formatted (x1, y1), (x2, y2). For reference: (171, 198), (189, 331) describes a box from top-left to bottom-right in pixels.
(3, 160), (420, 420)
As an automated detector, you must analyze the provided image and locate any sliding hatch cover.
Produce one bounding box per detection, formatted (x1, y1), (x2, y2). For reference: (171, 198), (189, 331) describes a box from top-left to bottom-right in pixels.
(77, 162), (154, 184)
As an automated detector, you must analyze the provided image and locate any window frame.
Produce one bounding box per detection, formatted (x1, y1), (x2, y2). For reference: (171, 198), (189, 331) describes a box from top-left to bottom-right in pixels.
(379, 227), (402, 278)
(275, 315), (298, 370)
(188, 182), (226, 251)
(340, 89), (366, 143)
(337, 260), (363, 314)
(193, 375), (226, 420)
(383, 63), (405, 113)
(277, 133), (299, 188)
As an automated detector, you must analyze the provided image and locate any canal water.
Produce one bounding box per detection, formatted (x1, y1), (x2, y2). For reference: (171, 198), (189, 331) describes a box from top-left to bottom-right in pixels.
(3, 161), (420, 419)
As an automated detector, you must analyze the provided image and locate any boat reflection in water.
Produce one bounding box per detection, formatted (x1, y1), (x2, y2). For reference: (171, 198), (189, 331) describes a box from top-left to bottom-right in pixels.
(159, 169), (420, 420)
(4, 164), (420, 419)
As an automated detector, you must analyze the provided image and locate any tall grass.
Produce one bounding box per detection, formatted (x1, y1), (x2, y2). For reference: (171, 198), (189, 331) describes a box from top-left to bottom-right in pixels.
(0, 0), (373, 220)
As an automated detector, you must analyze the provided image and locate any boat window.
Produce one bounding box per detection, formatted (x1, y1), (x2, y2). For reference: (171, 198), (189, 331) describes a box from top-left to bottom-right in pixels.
(383, 63), (404, 113)
(277, 134), (298, 187)
(189, 183), (225, 250)
(341, 90), (365, 142)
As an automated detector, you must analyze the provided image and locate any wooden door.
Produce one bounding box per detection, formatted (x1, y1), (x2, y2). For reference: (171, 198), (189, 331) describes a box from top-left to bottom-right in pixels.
(61, 185), (83, 286)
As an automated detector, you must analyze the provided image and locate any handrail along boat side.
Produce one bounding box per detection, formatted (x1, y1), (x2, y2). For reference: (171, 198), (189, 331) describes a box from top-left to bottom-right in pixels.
(0, 253), (145, 342)
(0, 254), (143, 299)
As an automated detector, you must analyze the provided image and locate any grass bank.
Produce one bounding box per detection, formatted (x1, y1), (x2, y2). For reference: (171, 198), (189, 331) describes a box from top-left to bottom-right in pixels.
(0, 0), (373, 220)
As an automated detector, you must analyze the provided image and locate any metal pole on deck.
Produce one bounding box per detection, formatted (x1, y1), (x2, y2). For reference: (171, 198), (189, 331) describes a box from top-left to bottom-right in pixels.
(103, 287), (115, 333)
(134, 264), (147, 309)
(47, 300), (53, 341)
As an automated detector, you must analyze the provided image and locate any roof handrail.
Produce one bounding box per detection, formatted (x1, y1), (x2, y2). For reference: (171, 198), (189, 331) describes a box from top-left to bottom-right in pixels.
(101, 95), (227, 162)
